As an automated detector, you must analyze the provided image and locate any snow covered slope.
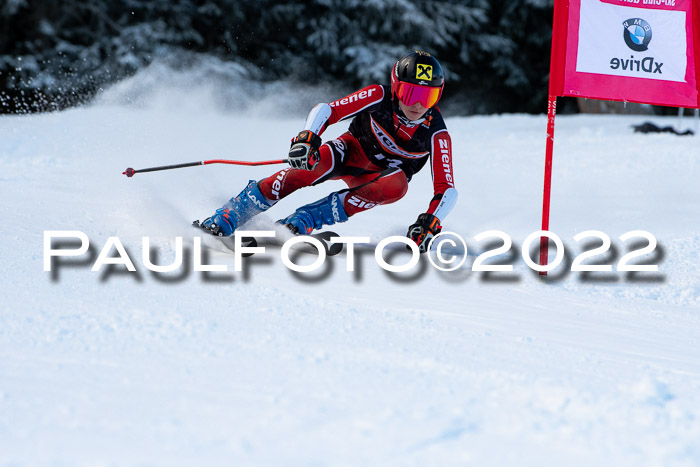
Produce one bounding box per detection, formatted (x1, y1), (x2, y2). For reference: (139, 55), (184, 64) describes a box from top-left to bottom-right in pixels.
(1, 80), (699, 466)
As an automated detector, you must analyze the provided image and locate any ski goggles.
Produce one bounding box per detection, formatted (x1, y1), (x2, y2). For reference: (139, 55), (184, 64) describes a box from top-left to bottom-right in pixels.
(395, 82), (442, 108)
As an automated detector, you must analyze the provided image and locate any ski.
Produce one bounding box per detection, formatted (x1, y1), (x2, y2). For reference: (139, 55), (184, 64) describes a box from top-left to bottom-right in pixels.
(192, 220), (344, 256)
(192, 219), (473, 260)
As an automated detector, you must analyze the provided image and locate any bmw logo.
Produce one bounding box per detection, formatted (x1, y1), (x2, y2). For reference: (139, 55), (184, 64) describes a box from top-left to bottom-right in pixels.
(623, 18), (652, 52)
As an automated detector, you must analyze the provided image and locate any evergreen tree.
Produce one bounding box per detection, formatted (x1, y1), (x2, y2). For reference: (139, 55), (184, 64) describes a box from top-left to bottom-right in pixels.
(0, 0), (556, 114)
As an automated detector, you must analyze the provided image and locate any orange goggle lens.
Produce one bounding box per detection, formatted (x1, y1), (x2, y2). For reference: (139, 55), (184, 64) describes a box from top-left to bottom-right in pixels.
(396, 82), (441, 108)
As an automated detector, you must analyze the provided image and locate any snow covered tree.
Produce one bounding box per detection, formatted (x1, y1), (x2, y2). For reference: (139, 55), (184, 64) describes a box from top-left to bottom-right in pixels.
(0, 0), (556, 114)
(479, 0), (554, 113)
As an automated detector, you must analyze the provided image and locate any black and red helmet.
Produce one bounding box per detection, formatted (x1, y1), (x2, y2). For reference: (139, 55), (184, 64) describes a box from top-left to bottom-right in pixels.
(390, 51), (445, 108)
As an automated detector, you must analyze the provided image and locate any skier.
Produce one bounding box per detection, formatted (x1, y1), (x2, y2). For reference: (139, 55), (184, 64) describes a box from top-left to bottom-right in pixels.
(199, 50), (458, 252)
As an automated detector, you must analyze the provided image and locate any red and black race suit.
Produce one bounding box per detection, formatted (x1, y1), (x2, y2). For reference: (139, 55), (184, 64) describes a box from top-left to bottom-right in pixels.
(328, 84), (454, 213)
(259, 84), (454, 216)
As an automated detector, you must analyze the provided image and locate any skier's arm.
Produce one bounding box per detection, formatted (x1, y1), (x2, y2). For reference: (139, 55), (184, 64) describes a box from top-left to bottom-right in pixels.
(426, 130), (457, 221)
(407, 130), (458, 252)
(289, 85), (385, 171)
(302, 84), (385, 136)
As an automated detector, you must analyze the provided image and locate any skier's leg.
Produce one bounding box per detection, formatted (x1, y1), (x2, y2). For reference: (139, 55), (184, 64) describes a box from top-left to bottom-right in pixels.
(278, 192), (348, 234)
(200, 180), (274, 236)
(279, 168), (409, 234)
(258, 139), (345, 203)
(340, 168), (409, 216)
(200, 136), (349, 236)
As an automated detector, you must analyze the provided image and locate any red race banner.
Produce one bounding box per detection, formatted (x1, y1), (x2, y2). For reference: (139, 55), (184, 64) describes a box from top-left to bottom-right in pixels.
(550, 0), (700, 108)
(539, 0), (699, 274)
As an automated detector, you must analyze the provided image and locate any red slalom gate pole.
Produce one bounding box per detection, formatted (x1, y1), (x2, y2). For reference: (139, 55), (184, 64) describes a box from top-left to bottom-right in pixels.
(122, 158), (288, 177)
(539, 95), (557, 276)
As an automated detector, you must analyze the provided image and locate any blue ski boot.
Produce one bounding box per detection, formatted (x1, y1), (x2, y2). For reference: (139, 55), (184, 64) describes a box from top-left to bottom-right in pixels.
(279, 192), (348, 235)
(200, 180), (273, 236)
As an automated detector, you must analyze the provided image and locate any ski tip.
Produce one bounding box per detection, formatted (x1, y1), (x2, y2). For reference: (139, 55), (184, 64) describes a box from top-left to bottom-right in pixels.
(312, 231), (343, 256)
(123, 167), (136, 177)
(327, 243), (343, 256)
(193, 219), (227, 237)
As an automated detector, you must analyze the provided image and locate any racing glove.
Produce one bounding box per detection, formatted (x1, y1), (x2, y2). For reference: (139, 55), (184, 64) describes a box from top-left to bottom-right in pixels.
(289, 130), (322, 170)
(407, 213), (442, 253)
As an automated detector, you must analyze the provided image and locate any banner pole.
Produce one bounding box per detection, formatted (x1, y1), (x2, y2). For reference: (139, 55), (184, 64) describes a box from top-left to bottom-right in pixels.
(539, 94), (558, 276)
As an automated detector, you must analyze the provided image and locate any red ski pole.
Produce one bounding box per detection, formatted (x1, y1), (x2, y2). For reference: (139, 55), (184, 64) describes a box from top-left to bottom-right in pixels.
(122, 158), (288, 177)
